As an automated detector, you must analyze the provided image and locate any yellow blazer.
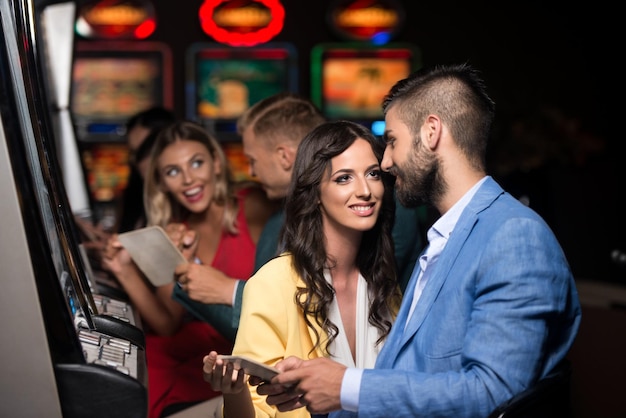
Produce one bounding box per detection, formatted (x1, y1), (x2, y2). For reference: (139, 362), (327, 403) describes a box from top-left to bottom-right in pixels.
(232, 253), (325, 418)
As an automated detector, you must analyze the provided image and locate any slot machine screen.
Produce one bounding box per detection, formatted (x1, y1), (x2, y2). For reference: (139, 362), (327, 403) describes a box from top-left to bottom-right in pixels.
(311, 43), (421, 135)
(70, 42), (172, 220)
(221, 141), (251, 182)
(71, 42), (173, 143)
(81, 142), (130, 203)
(186, 42), (298, 141)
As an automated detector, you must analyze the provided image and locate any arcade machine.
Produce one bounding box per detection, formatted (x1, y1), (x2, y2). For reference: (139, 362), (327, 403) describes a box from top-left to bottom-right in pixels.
(311, 0), (421, 135)
(35, 0), (138, 317)
(310, 0), (434, 277)
(187, 0), (296, 180)
(67, 1), (175, 301)
(70, 0), (173, 230)
(311, 42), (421, 136)
(0, 1), (147, 416)
(71, 42), (173, 230)
(186, 42), (298, 181)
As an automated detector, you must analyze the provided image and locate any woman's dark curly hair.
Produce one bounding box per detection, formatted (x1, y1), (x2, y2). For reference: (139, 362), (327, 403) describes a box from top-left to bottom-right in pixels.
(279, 120), (400, 355)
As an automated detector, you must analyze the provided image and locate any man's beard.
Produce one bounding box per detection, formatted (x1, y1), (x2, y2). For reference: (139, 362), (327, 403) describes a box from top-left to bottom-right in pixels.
(393, 135), (445, 208)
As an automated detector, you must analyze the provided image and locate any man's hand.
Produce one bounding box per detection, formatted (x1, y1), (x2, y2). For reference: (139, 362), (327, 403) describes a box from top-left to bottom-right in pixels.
(174, 262), (236, 305)
(260, 356), (346, 414)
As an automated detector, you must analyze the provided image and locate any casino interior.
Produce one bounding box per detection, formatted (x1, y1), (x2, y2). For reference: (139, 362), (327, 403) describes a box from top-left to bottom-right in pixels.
(0, 0), (622, 417)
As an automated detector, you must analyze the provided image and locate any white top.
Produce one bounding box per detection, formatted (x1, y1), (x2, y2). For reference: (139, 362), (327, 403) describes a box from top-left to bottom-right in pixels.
(325, 271), (380, 369)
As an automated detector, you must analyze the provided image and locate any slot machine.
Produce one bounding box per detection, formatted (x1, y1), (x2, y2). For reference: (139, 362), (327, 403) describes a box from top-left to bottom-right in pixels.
(185, 42), (298, 181)
(0, 1), (147, 416)
(70, 41), (173, 230)
(35, 0), (145, 315)
(311, 0), (420, 135)
(310, 42), (421, 136)
(310, 0), (432, 287)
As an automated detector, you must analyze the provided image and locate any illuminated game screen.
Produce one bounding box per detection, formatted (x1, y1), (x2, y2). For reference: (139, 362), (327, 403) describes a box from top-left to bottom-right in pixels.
(222, 142), (253, 182)
(71, 42), (172, 142)
(187, 43), (298, 124)
(311, 44), (421, 121)
(70, 43), (172, 209)
(72, 57), (160, 120)
(81, 143), (130, 202)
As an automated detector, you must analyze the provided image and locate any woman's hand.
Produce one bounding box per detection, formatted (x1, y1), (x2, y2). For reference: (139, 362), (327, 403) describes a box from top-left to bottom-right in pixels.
(203, 351), (246, 394)
(101, 234), (136, 278)
(165, 222), (198, 261)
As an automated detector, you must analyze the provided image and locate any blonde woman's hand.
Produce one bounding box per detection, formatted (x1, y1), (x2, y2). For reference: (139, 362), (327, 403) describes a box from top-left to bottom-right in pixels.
(101, 234), (135, 278)
(165, 222), (198, 261)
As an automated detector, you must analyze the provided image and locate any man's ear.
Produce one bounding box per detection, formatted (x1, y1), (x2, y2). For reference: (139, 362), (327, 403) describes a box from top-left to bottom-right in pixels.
(277, 145), (296, 170)
(423, 114), (443, 150)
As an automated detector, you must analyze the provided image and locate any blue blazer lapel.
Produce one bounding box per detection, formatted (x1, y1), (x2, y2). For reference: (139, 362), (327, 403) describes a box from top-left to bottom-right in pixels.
(400, 216), (475, 344)
(395, 178), (505, 350)
(376, 259), (421, 367)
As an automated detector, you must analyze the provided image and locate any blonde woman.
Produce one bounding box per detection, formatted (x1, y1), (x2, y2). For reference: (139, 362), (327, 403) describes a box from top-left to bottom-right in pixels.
(103, 120), (277, 418)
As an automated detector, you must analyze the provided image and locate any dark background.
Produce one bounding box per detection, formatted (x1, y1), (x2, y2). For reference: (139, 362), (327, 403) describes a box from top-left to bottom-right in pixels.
(78, 0), (624, 283)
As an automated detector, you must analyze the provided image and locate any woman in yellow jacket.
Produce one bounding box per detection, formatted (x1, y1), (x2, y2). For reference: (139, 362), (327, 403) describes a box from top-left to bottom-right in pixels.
(203, 120), (402, 418)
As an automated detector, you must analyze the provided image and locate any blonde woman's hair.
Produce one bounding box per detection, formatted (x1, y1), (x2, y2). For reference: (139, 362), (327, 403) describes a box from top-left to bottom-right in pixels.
(144, 120), (239, 233)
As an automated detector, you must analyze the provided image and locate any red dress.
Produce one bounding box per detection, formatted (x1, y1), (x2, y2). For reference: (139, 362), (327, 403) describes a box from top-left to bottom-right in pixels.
(146, 188), (256, 418)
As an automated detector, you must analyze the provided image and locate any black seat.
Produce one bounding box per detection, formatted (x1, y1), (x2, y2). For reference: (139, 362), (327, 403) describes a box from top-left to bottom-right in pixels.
(488, 360), (572, 418)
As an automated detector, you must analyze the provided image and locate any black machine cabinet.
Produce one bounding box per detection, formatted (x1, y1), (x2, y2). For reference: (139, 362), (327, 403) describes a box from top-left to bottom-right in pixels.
(0, 1), (147, 416)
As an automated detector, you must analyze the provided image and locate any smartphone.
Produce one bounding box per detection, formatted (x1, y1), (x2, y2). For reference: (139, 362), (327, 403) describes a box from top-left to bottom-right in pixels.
(217, 355), (279, 382)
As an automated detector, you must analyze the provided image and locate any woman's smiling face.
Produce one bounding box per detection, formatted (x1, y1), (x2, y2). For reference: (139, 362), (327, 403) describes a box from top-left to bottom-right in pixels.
(319, 138), (384, 237)
(156, 139), (221, 213)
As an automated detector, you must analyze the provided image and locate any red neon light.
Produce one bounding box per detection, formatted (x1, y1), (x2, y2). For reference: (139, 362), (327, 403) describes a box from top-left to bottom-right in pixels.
(199, 0), (285, 47)
(134, 19), (156, 39)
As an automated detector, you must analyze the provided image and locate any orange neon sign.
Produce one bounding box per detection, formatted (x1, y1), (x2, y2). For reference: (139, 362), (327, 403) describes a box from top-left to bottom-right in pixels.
(75, 0), (157, 40)
(329, 0), (404, 43)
